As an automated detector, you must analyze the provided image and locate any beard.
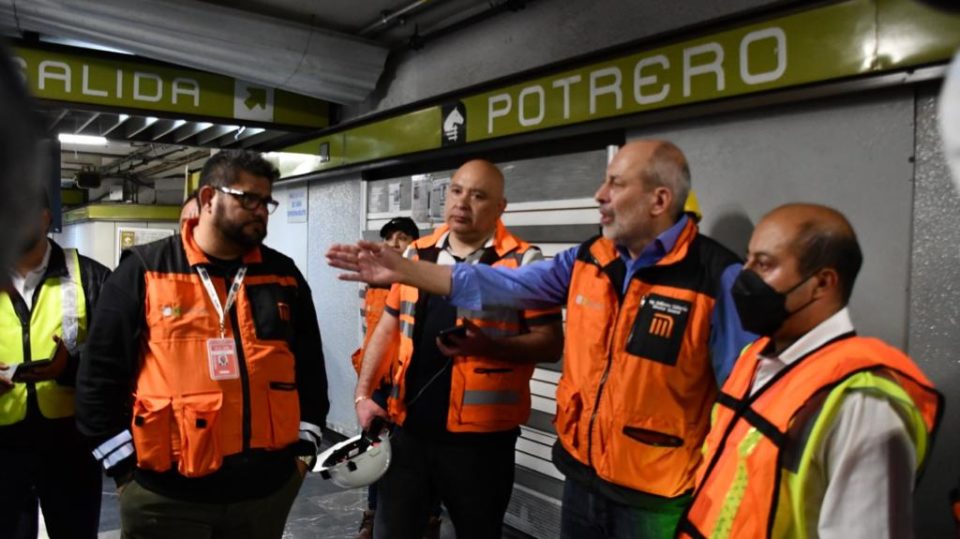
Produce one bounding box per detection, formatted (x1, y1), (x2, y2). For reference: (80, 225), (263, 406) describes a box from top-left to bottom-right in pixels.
(213, 203), (267, 250)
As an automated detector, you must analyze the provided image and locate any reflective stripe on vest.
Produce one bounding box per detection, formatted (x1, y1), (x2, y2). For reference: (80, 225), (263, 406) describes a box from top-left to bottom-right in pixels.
(0, 248), (86, 425)
(388, 221), (541, 433)
(680, 336), (942, 539)
(353, 286), (395, 383)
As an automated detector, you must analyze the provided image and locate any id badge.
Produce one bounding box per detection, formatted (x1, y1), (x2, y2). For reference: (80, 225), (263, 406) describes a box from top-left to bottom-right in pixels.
(207, 338), (240, 381)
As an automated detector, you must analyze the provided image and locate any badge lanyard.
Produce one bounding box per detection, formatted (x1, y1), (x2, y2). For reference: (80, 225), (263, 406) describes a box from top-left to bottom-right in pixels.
(196, 265), (247, 337)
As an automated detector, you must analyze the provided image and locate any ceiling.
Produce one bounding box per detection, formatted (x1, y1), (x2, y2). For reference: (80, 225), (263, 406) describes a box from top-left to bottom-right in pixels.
(197, 0), (515, 44)
(12, 0), (529, 206)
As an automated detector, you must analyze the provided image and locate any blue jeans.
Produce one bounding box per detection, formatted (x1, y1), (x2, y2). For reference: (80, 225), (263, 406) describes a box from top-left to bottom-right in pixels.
(560, 479), (690, 539)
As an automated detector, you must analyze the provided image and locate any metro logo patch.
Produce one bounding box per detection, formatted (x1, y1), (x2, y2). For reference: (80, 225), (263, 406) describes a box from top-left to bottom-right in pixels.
(626, 294), (691, 366)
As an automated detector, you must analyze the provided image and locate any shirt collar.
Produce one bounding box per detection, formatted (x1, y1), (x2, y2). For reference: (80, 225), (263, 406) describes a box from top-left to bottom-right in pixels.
(436, 230), (494, 258)
(760, 307), (855, 366)
(9, 239), (52, 281)
(615, 214), (689, 265)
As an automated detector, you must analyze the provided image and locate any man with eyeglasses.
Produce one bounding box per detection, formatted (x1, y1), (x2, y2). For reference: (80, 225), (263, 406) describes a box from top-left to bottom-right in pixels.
(76, 150), (329, 539)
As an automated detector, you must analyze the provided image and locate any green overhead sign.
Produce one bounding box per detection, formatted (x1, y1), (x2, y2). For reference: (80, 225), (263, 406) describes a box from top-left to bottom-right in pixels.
(13, 45), (329, 128)
(282, 0), (960, 175)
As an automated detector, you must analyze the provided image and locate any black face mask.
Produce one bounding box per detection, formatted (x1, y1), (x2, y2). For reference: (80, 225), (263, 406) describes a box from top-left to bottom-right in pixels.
(732, 269), (817, 337)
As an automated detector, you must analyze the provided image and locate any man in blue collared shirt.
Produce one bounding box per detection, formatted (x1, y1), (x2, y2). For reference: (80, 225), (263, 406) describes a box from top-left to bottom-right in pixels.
(328, 140), (754, 539)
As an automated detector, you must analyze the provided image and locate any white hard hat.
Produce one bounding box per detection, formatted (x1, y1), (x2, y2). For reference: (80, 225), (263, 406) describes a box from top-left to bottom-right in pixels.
(315, 420), (391, 489)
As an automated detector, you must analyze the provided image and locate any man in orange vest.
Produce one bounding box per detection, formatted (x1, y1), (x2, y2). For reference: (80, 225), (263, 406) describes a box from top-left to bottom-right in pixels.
(352, 160), (564, 539)
(76, 150), (329, 539)
(348, 216), (443, 539)
(328, 141), (755, 538)
(677, 204), (942, 538)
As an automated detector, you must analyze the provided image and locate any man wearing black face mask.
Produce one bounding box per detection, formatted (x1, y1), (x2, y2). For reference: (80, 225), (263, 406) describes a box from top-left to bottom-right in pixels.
(0, 189), (110, 539)
(679, 203), (943, 539)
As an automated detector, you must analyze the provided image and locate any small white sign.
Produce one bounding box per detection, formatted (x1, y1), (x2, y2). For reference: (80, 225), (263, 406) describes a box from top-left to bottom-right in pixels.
(116, 227), (175, 266)
(287, 187), (308, 223)
(388, 182), (401, 213)
(233, 80), (275, 122)
(369, 185), (387, 213)
(411, 174), (432, 223)
(429, 177), (451, 223)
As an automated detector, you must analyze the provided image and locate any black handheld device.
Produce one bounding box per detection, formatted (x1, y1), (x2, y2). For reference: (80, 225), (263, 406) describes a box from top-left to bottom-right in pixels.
(11, 359), (53, 381)
(437, 325), (468, 346)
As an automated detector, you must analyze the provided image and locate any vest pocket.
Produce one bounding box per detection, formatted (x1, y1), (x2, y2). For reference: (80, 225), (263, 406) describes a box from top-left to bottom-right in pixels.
(554, 383), (582, 450)
(176, 393), (223, 478)
(622, 425), (684, 448)
(267, 382), (300, 448)
(246, 284), (295, 343)
(131, 396), (173, 472)
(456, 365), (528, 427)
(625, 294), (692, 366)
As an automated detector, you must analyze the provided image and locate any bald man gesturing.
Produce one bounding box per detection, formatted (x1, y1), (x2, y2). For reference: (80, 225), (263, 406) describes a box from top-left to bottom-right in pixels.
(330, 142), (755, 538)
(352, 159), (563, 539)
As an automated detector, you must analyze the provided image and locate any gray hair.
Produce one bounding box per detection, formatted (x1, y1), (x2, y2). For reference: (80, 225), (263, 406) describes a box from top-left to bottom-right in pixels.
(643, 142), (691, 220)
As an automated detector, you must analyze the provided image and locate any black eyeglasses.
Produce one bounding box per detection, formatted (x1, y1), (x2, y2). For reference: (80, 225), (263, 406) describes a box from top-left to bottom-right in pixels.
(217, 186), (279, 214)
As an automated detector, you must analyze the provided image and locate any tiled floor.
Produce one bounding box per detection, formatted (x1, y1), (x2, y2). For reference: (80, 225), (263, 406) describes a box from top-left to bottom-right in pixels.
(90, 467), (533, 538)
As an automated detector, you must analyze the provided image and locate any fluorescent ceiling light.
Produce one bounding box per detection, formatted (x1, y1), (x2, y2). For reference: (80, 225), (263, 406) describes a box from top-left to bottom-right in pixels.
(58, 134), (108, 146)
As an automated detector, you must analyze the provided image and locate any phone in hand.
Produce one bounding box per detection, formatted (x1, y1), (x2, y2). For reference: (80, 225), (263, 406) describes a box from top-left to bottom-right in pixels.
(11, 359), (54, 382)
(12, 337), (65, 382)
(437, 325), (468, 346)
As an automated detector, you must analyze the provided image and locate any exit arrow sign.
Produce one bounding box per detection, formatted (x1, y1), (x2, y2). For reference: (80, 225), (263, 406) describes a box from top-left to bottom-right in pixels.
(245, 87), (267, 110)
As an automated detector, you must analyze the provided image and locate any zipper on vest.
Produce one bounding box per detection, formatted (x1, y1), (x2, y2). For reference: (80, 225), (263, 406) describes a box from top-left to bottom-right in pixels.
(624, 294), (647, 344)
(586, 300), (621, 466)
(229, 304), (252, 453)
(15, 295), (40, 406)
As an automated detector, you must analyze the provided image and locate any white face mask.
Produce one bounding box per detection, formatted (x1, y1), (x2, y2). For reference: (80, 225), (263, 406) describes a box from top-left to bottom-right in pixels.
(940, 50), (960, 192)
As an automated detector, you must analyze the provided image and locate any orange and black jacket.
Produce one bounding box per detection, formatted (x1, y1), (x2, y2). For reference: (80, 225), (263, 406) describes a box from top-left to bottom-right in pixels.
(555, 219), (747, 503)
(76, 220), (328, 502)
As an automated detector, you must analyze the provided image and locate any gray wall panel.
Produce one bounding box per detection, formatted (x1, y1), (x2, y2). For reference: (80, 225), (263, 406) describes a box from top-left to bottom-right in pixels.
(500, 150), (607, 202)
(628, 88), (915, 348)
(366, 149), (607, 214)
(307, 173), (364, 435)
(909, 86), (960, 538)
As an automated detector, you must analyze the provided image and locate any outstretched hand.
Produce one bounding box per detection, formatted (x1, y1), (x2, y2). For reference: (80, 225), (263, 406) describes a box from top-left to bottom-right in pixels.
(326, 241), (405, 287)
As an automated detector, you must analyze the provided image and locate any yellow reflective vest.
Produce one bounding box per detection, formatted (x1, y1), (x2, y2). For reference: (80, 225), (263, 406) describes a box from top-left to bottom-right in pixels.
(0, 248), (86, 425)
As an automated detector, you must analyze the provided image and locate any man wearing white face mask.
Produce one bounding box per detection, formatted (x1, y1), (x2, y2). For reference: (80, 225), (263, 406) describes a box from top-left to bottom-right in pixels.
(679, 203), (943, 539)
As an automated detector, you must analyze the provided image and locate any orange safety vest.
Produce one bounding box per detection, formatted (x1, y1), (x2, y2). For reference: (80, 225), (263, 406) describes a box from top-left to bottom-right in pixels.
(130, 220), (302, 478)
(678, 335), (942, 539)
(388, 221), (555, 433)
(556, 219), (740, 498)
(350, 286), (396, 385)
